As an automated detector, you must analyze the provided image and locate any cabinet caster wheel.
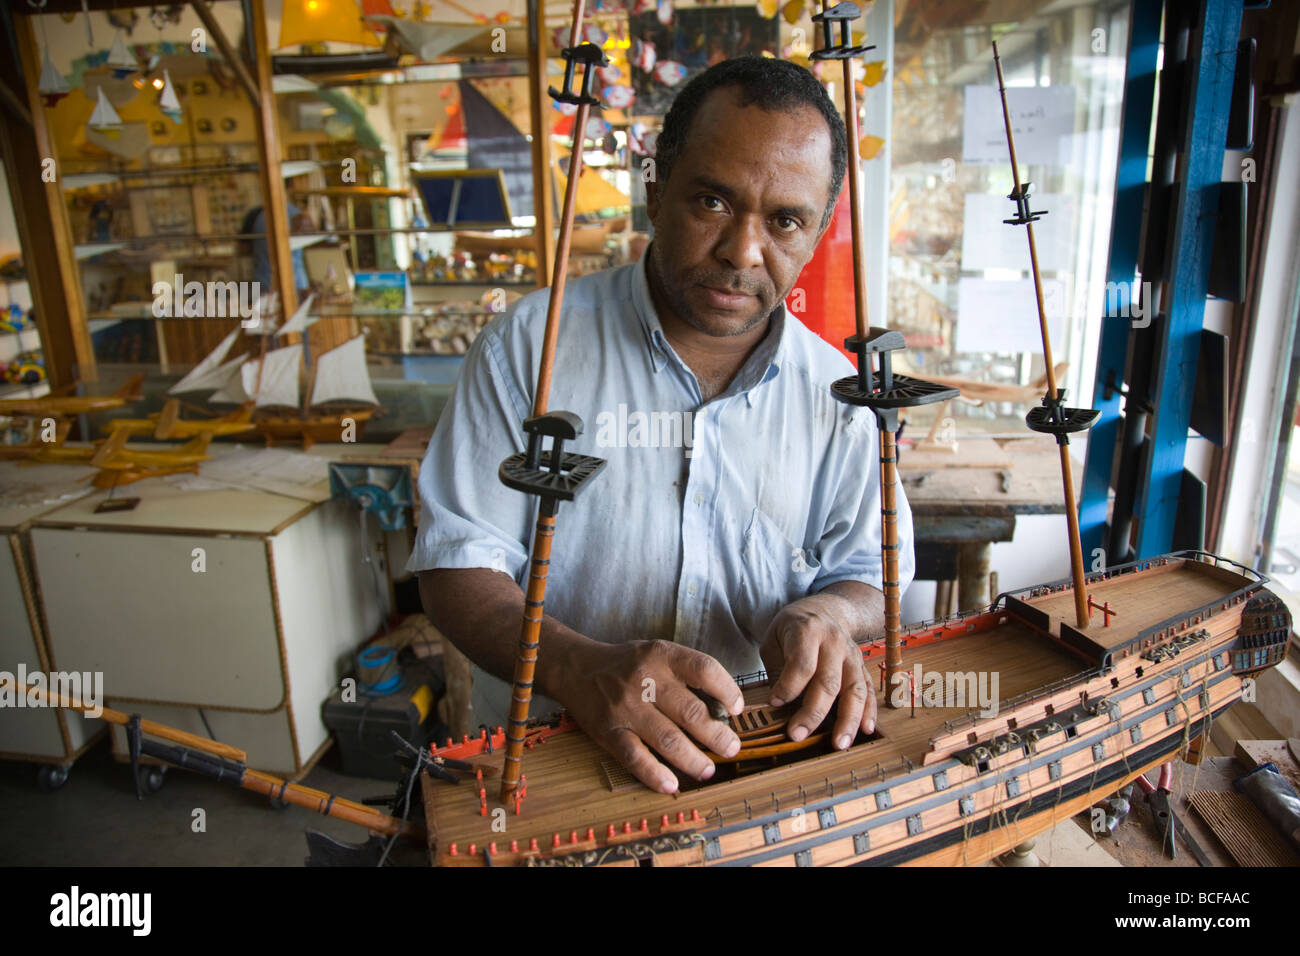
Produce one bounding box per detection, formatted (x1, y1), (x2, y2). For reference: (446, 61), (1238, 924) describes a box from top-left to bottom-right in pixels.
(37, 764), (69, 791)
(136, 765), (166, 794)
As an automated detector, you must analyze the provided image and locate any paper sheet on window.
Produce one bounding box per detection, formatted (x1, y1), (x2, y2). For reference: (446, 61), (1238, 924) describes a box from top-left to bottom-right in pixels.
(962, 85), (1076, 166)
(955, 278), (1066, 354)
(960, 192), (1077, 272)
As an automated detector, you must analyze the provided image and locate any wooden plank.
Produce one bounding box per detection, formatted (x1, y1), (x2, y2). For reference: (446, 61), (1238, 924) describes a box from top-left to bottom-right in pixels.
(914, 514), (1016, 544)
(248, 0), (297, 315)
(5, 13), (96, 387)
(901, 437), (1081, 517)
(1188, 789), (1300, 867)
(526, 0), (555, 288)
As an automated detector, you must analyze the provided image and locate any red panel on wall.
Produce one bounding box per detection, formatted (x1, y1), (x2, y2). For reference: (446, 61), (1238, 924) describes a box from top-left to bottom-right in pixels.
(786, 186), (855, 362)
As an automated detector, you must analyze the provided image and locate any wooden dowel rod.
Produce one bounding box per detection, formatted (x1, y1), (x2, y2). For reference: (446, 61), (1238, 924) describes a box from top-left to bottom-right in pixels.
(19, 684), (246, 762)
(993, 40), (1088, 628)
(841, 54), (869, 339)
(880, 426), (902, 700)
(22, 682), (421, 841)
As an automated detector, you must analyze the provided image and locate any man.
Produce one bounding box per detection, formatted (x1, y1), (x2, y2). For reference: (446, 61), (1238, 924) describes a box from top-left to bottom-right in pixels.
(411, 57), (914, 795)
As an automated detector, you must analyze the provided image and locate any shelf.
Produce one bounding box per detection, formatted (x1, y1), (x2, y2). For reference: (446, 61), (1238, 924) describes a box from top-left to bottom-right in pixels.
(313, 309), (497, 318)
(410, 280), (535, 287)
(0, 381), (50, 401)
(0, 327), (41, 365)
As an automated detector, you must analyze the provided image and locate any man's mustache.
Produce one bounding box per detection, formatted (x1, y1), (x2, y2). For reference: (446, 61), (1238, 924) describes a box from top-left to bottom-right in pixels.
(688, 271), (768, 297)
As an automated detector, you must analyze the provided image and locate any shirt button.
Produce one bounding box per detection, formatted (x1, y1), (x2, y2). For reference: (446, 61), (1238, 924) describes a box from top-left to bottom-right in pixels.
(687, 582), (698, 597)
(693, 492), (705, 505)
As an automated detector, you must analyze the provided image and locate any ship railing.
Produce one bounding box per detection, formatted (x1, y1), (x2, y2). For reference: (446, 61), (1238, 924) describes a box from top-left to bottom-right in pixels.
(1171, 549), (1266, 584)
(703, 756), (916, 827)
(1109, 555), (1264, 664)
(938, 665), (1104, 736)
(1008, 550), (1263, 606)
(1010, 554), (1175, 602)
(898, 601), (1007, 638)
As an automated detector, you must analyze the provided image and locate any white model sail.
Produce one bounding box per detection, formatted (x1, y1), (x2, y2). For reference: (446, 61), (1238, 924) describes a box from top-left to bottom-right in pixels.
(106, 31), (136, 74)
(253, 345), (302, 408)
(310, 336), (379, 407)
(38, 48), (69, 98)
(170, 329), (241, 395)
(277, 293), (316, 337)
(88, 88), (122, 131)
(159, 69), (181, 120)
(208, 359), (253, 404)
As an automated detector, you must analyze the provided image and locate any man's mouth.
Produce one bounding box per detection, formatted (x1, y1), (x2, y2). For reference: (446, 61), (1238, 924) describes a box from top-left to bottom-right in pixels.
(698, 285), (755, 309)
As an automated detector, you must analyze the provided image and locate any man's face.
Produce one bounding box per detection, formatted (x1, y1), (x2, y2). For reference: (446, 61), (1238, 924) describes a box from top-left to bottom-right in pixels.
(646, 86), (834, 338)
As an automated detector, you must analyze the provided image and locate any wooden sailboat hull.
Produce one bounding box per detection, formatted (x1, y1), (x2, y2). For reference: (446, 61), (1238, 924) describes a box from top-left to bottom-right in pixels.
(421, 552), (1289, 867)
(254, 407), (377, 449)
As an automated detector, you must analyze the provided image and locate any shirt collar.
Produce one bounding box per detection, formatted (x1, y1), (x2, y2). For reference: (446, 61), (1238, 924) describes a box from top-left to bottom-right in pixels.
(631, 244), (786, 395)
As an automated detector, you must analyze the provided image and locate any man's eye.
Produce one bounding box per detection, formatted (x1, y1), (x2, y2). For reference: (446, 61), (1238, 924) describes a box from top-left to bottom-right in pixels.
(700, 196), (724, 211)
(775, 216), (800, 233)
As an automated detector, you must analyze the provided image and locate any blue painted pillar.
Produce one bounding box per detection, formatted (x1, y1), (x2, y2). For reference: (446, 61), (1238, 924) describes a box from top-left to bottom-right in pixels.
(1080, 0), (1163, 561)
(1132, 0), (1241, 558)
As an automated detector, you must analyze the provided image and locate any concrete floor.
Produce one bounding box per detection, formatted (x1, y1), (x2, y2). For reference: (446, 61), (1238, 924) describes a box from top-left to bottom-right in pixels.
(0, 737), (425, 866)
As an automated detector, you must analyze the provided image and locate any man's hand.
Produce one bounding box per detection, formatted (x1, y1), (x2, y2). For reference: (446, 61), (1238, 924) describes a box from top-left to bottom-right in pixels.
(760, 589), (878, 751)
(548, 639), (744, 795)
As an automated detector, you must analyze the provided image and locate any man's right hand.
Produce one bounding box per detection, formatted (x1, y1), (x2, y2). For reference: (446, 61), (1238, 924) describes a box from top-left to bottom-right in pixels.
(550, 639), (745, 794)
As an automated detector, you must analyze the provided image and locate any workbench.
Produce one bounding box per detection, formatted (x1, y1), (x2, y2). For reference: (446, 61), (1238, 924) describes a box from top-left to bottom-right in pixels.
(900, 435), (1083, 614)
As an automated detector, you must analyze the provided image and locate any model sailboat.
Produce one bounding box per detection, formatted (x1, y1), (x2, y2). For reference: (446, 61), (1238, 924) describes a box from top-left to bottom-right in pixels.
(171, 297), (381, 448)
(87, 87), (123, 135)
(419, 11), (1290, 867)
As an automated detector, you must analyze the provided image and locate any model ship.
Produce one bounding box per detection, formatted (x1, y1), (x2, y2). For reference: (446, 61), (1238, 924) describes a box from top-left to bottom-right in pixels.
(419, 13), (1290, 868)
(170, 299), (381, 449)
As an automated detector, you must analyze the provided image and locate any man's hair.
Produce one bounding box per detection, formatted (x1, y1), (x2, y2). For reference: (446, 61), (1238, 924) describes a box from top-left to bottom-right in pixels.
(653, 56), (847, 232)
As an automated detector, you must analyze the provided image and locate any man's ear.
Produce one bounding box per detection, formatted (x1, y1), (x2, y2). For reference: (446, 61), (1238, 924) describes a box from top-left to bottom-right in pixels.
(645, 175), (661, 223)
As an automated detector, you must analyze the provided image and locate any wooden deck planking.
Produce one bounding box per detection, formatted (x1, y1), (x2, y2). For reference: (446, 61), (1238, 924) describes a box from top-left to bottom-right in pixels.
(1028, 563), (1243, 650)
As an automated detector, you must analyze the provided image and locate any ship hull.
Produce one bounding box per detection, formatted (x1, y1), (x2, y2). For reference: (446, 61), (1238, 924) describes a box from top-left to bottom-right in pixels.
(422, 552), (1288, 867)
(254, 407), (376, 449)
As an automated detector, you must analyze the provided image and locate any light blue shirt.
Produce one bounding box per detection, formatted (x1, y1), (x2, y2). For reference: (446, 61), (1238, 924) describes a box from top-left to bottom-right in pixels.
(408, 250), (915, 726)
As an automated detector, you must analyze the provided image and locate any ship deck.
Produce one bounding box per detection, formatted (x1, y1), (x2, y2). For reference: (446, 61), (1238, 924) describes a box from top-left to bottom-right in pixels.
(424, 618), (1086, 856)
(1021, 557), (1253, 655)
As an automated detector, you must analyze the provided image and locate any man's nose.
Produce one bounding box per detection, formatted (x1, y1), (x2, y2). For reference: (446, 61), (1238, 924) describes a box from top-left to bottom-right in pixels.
(714, 215), (765, 275)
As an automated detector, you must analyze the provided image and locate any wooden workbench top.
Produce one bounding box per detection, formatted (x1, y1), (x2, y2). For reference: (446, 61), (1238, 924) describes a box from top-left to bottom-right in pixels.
(900, 435), (1083, 517)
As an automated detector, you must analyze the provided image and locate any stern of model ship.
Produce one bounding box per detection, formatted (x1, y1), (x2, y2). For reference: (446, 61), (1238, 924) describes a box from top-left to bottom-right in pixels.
(1230, 589), (1291, 675)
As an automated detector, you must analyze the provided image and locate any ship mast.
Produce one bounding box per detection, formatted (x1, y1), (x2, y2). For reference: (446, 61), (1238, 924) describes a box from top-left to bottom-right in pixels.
(991, 41), (1098, 629)
(496, 0), (608, 804)
(813, 3), (957, 704)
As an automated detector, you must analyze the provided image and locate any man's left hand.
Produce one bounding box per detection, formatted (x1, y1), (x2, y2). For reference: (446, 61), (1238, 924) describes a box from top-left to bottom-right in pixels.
(759, 590), (878, 750)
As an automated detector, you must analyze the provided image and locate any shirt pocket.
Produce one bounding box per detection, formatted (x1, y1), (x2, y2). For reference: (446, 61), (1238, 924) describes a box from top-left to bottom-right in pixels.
(732, 506), (822, 641)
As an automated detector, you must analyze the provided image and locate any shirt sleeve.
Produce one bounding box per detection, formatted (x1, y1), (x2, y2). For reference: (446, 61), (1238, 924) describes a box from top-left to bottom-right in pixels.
(809, 408), (917, 597)
(405, 317), (535, 582)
